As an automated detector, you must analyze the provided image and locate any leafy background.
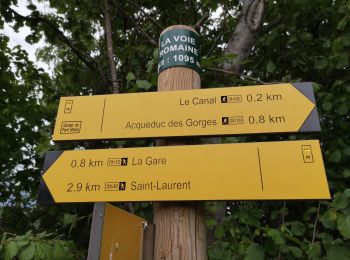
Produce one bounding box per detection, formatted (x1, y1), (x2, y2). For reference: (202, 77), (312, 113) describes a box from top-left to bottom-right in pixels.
(0, 0), (349, 259)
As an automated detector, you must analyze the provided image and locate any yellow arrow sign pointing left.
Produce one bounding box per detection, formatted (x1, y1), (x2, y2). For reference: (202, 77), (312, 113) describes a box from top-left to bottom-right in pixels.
(39, 140), (330, 203)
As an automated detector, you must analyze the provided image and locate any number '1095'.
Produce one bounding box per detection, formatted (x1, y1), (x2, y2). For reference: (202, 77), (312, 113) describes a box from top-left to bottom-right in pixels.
(173, 55), (194, 63)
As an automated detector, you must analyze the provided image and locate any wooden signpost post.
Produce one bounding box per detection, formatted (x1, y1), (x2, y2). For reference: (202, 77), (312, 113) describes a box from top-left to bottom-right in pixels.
(38, 24), (330, 260)
(154, 25), (206, 260)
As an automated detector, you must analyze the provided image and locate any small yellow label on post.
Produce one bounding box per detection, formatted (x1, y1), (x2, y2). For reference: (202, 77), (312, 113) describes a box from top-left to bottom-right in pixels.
(100, 204), (145, 260)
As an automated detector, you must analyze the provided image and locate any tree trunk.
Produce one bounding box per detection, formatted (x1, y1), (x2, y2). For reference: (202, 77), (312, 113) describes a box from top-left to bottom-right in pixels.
(224, 0), (266, 73)
(104, 0), (120, 94)
(206, 0), (267, 246)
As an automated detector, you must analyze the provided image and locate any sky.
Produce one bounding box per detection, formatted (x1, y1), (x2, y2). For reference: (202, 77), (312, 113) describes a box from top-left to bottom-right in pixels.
(2, 0), (53, 73)
(2, 1), (224, 75)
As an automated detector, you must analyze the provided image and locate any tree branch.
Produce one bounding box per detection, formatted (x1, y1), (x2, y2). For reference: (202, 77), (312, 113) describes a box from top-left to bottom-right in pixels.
(9, 8), (93, 68)
(193, 11), (209, 30)
(126, 0), (164, 31)
(206, 67), (267, 84)
(277, 201), (286, 260)
(7, 7), (110, 84)
(114, 1), (158, 47)
(312, 202), (321, 244)
(281, 201), (286, 225)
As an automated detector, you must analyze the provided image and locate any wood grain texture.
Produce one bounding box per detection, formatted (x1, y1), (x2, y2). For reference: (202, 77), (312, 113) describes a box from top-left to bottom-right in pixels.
(154, 25), (207, 260)
(154, 202), (206, 260)
(143, 224), (155, 260)
(158, 67), (201, 91)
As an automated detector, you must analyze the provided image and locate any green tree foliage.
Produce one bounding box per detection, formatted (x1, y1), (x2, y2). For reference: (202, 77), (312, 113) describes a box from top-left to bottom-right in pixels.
(1, 230), (83, 260)
(1, 0), (350, 259)
(0, 34), (50, 203)
(0, 32), (54, 223)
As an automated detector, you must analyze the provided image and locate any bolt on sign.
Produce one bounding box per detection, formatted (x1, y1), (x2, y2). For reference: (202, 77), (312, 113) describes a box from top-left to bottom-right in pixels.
(52, 82), (320, 141)
(38, 140), (330, 204)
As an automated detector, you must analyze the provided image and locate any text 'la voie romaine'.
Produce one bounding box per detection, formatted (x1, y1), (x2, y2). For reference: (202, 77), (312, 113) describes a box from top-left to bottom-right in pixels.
(159, 34), (199, 58)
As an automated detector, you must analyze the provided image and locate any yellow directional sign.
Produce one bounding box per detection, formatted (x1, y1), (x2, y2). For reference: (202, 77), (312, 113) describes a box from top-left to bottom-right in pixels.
(39, 140), (330, 203)
(52, 82), (320, 141)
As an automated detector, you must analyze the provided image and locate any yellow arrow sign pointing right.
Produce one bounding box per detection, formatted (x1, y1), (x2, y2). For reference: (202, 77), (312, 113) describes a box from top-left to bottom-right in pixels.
(52, 82), (320, 141)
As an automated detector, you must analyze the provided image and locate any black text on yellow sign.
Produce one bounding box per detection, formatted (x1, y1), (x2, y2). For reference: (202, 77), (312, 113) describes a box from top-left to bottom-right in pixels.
(38, 140), (330, 203)
(52, 82), (320, 141)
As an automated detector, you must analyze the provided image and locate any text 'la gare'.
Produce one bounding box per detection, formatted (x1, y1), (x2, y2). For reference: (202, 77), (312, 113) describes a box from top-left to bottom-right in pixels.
(132, 156), (167, 166)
